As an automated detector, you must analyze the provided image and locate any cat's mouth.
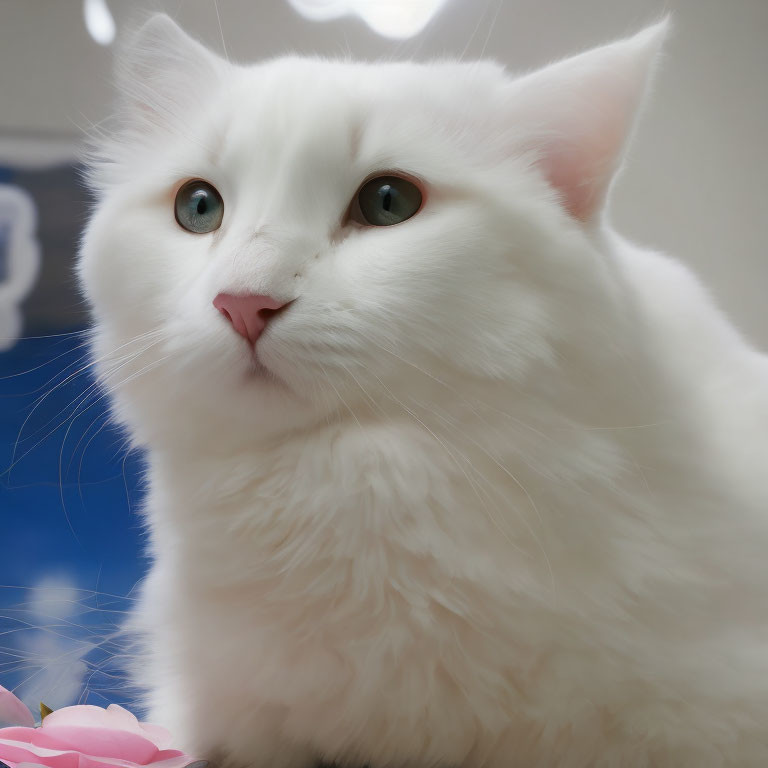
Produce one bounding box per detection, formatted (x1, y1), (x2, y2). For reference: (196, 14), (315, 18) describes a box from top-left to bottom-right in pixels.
(241, 346), (292, 392)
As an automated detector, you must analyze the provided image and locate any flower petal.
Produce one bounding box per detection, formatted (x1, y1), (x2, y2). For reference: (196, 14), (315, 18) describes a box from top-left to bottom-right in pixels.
(0, 688), (34, 729)
(35, 727), (158, 764)
(16, 762), (53, 768)
(42, 707), (170, 751)
(41, 708), (115, 732)
(0, 736), (197, 768)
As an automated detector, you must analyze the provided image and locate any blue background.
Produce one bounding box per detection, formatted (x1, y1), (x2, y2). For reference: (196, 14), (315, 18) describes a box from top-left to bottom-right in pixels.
(0, 163), (144, 713)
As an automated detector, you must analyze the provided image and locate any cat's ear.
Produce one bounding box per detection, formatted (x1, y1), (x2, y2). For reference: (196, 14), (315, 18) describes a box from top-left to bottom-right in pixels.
(507, 21), (669, 222)
(115, 14), (225, 133)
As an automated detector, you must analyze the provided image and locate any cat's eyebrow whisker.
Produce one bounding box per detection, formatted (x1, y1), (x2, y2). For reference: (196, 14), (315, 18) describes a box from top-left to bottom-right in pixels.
(212, 0), (230, 64)
(87, 95), (220, 177)
(458, 0), (494, 62)
(477, 0), (504, 61)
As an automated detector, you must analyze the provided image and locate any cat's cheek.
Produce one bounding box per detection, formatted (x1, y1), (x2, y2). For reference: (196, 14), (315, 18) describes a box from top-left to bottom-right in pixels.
(78, 205), (140, 330)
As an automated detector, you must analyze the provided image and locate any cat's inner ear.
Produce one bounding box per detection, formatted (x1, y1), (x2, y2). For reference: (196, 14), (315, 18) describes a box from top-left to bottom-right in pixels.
(116, 14), (225, 134)
(507, 21), (669, 222)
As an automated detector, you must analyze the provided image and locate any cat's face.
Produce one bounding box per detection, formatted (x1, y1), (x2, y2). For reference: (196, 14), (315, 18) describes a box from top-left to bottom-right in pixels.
(79, 16), (664, 449)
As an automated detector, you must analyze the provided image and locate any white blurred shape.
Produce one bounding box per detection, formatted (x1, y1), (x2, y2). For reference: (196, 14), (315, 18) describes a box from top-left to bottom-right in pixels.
(16, 633), (92, 714)
(0, 185), (40, 351)
(83, 0), (116, 47)
(29, 576), (81, 621)
(287, 0), (448, 39)
(16, 576), (94, 715)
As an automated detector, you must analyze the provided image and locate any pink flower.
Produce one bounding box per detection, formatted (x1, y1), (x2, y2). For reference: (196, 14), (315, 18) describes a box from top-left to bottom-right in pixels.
(0, 685), (203, 768)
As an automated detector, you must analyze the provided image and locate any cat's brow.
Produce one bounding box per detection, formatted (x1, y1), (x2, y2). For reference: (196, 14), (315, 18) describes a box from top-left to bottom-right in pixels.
(349, 120), (363, 164)
(208, 124), (230, 168)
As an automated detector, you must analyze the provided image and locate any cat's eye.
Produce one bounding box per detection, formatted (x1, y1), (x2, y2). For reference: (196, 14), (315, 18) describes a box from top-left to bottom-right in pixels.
(352, 175), (423, 227)
(174, 179), (224, 234)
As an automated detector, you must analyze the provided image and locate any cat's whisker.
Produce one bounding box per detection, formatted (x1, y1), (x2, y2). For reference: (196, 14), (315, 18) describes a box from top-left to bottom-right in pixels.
(317, 362), (366, 437)
(0, 585), (139, 602)
(405, 392), (557, 594)
(4, 330), (87, 342)
(477, 0), (503, 60)
(66, 409), (109, 481)
(0, 337), (91, 384)
(9, 328), (162, 454)
(212, 0), (230, 64)
(458, 0), (495, 62)
(3, 350), (143, 479)
(34, 11), (766, 759)
(358, 334), (561, 444)
(8, 642), (99, 696)
(336, 361), (390, 421)
(358, 365), (533, 562)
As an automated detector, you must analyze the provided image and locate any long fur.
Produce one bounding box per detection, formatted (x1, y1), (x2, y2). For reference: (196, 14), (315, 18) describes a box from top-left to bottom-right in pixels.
(78, 15), (768, 768)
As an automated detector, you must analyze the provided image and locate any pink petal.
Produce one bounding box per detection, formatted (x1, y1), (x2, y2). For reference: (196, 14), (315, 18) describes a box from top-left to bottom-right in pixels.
(16, 762), (53, 768)
(0, 737), (82, 768)
(16, 763), (53, 768)
(0, 687), (35, 728)
(0, 735), (199, 768)
(42, 707), (124, 732)
(129, 724), (172, 752)
(39, 727), (158, 764)
(42, 706), (171, 751)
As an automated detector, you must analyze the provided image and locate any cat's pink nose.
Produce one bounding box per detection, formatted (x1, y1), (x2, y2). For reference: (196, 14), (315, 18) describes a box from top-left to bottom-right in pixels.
(213, 293), (289, 346)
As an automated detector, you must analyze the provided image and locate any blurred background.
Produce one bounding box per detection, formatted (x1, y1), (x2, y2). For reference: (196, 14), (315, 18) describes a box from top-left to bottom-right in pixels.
(0, 0), (766, 715)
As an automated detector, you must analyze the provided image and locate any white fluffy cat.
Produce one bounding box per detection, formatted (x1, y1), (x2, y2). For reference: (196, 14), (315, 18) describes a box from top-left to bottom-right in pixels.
(78, 14), (768, 768)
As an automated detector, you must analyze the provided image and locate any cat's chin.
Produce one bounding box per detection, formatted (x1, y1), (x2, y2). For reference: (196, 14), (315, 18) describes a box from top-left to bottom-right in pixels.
(243, 355), (282, 384)
(239, 349), (295, 395)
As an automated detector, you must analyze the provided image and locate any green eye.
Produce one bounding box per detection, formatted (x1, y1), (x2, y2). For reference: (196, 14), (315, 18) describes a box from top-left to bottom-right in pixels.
(174, 179), (224, 233)
(354, 175), (423, 227)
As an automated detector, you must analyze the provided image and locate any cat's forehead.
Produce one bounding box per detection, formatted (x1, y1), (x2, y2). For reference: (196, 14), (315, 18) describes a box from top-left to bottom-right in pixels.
(234, 57), (504, 107)
(210, 57), (506, 168)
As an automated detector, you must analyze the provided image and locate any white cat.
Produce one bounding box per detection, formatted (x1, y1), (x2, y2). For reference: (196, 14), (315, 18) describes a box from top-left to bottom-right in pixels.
(78, 14), (768, 768)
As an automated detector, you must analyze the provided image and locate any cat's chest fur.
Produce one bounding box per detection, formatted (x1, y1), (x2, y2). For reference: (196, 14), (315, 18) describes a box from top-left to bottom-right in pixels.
(141, 419), (599, 759)
(137, 403), (768, 767)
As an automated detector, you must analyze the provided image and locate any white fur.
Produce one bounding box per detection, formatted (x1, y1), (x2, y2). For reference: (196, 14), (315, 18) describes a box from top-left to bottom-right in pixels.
(78, 15), (768, 768)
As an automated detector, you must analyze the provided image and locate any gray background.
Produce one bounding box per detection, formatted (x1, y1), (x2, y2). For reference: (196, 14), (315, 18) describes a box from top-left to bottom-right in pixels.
(1, 0), (765, 347)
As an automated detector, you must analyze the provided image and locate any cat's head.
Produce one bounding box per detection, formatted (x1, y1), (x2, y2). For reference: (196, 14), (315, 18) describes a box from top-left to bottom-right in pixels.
(79, 15), (666, 450)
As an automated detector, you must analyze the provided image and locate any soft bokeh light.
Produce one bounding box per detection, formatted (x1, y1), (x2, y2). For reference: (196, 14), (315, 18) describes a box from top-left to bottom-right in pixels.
(83, 0), (116, 46)
(287, 0), (449, 39)
(13, 577), (94, 713)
